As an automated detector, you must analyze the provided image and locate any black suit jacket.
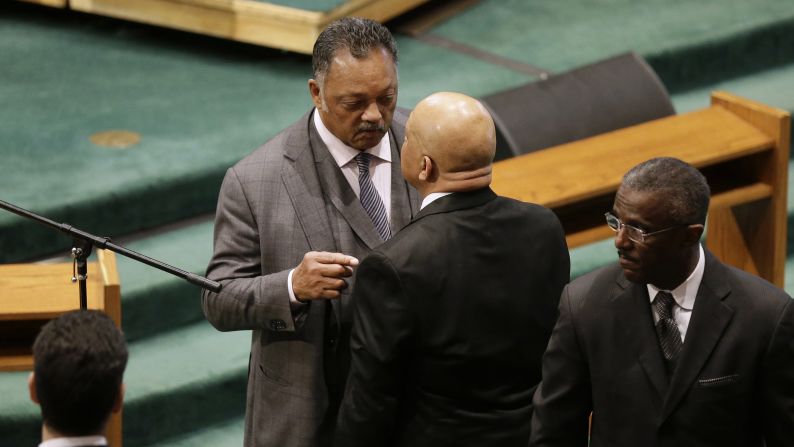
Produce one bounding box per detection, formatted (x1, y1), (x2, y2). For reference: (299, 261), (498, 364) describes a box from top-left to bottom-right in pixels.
(531, 250), (794, 447)
(335, 188), (570, 447)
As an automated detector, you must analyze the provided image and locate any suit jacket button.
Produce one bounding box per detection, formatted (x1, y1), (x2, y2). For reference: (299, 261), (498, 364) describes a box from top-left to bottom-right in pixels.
(270, 319), (286, 331)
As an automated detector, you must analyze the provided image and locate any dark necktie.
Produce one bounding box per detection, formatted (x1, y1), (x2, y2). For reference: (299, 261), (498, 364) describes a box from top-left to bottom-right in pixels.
(653, 291), (683, 376)
(355, 153), (391, 241)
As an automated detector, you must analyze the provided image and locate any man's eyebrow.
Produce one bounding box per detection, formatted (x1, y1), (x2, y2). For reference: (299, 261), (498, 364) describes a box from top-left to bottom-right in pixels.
(336, 92), (377, 101)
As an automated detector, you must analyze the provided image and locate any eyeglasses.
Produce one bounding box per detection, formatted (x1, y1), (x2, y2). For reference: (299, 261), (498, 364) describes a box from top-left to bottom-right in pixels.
(604, 212), (683, 243)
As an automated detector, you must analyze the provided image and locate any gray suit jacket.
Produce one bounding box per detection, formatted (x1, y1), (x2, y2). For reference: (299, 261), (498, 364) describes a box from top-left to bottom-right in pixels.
(531, 250), (794, 447)
(201, 108), (419, 447)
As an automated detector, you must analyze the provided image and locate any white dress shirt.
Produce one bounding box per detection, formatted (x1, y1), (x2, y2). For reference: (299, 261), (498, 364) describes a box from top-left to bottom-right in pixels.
(647, 244), (705, 342)
(40, 435), (107, 447)
(287, 110), (394, 305)
(312, 109), (392, 214)
(420, 192), (452, 210)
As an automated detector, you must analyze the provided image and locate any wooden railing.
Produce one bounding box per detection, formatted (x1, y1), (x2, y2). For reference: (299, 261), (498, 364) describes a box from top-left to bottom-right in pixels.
(19, 0), (432, 54)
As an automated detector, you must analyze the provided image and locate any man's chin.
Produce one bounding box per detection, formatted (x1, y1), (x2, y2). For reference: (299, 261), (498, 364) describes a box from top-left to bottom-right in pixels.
(353, 131), (386, 150)
(621, 268), (647, 284)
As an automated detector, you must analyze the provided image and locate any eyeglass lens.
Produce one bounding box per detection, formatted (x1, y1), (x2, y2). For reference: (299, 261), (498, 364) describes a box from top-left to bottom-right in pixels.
(605, 213), (643, 242)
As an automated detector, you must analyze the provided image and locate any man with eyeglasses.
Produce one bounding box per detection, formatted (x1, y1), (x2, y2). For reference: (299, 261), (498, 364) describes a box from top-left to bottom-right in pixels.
(530, 157), (794, 447)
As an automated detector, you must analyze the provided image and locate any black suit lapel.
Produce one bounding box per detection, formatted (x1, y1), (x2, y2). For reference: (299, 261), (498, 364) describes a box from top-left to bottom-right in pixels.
(614, 275), (670, 400)
(661, 252), (734, 422)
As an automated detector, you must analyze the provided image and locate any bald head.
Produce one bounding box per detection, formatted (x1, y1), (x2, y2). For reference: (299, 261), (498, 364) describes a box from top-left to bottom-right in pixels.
(401, 92), (496, 196)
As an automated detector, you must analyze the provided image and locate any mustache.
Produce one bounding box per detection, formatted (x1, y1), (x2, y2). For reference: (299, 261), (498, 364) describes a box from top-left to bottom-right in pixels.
(357, 123), (387, 133)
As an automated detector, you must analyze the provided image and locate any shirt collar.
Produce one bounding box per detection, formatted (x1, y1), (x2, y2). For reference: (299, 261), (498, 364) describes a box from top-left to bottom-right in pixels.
(312, 109), (391, 168)
(647, 244), (704, 310)
(420, 192), (453, 210)
(40, 435), (107, 447)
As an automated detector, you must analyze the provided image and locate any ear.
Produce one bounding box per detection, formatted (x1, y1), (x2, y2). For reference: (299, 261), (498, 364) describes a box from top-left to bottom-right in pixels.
(682, 224), (704, 246)
(111, 383), (125, 414)
(418, 155), (433, 181)
(28, 372), (39, 405)
(308, 79), (323, 110)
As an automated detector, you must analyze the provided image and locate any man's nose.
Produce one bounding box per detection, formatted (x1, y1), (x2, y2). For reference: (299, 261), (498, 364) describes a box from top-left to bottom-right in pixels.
(614, 226), (632, 249)
(361, 101), (382, 122)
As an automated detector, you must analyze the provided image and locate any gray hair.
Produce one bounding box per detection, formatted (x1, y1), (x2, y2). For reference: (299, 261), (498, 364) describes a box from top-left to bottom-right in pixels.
(312, 17), (398, 86)
(621, 157), (711, 225)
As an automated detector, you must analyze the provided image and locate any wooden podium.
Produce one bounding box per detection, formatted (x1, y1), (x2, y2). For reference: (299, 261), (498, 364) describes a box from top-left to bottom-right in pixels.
(0, 249), (123, 446)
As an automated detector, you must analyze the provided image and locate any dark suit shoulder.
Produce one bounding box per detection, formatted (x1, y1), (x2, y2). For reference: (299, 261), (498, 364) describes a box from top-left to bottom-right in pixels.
(492, 195), (550, 213)
(716, 259), (792, 317)
(722, 261), (791, 298)
(565, 263), (625, 308)
(494, 196), (561, 226)
(376, 214), (437, 264)
(371, 205), (469, 285)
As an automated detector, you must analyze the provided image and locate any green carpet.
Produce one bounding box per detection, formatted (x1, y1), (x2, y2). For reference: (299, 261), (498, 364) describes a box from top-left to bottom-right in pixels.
(2, 0), (794, 445)
(427, 0), (794, 91)
(672, 62), (794, 114)
(157, 417), (244, 447)
(5, 0), (792, 262)
(114, 217), (214, 341)
(0, 2), (533, 263)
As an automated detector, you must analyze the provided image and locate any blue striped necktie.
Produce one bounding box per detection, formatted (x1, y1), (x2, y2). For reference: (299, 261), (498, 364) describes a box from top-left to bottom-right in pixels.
(355, 152), (391, 241)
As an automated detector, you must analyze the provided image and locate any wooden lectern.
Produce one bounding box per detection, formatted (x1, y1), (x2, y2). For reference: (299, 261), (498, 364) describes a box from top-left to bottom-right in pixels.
(0, 249), (123, 446)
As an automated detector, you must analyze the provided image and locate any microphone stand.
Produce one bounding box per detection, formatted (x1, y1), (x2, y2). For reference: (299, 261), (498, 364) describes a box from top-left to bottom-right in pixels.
(0, 199), (221, 310)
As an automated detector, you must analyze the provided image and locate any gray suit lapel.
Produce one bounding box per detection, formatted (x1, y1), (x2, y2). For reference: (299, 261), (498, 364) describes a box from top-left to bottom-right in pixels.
(281, 114), (340, 334)
(614, 275), (670, 400)
(281, 113), (338, 253)
(661, 252), (734, 422)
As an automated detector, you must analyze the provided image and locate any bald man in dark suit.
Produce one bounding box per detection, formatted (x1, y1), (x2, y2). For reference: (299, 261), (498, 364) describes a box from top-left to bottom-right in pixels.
(336, 92), (570, 447)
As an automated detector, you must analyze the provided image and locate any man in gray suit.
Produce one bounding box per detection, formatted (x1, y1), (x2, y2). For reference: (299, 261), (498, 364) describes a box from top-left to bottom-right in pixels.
(201, 17), (419, 447)
(531, 157), (794, 446)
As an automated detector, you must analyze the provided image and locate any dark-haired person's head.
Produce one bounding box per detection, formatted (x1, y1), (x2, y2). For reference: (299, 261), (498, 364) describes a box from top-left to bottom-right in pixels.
(610, 157), (710, 289)
(28, 310), (128, 440)
(309, 17), (399, 151)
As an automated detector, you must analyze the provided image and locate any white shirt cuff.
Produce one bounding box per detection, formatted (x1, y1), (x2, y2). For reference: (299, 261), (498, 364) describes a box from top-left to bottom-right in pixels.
(287, 269), (306, 312)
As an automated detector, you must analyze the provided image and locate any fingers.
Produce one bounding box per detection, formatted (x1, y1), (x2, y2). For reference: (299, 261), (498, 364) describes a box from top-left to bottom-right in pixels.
(314, 251), (359, 268)
(292, 251), (359, 301)
(317, 284), (345, 300)
(306, 252), (358, 277)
